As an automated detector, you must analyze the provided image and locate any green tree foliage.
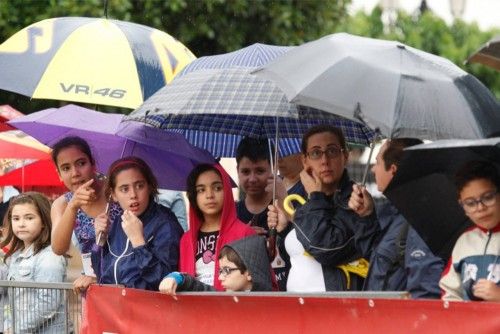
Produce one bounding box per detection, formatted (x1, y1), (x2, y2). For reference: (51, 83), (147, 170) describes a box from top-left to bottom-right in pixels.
(0, 0), (350, 113)
(336, 7), (500, 98)
(0, 1), (498, 114)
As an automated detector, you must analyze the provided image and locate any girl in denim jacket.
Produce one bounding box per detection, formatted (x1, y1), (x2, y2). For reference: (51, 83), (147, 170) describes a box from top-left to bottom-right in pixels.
(0, 192), (67, 333)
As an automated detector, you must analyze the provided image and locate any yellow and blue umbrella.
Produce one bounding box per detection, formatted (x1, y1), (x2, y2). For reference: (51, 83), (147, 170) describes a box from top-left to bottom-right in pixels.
(0, 17), (196, 109)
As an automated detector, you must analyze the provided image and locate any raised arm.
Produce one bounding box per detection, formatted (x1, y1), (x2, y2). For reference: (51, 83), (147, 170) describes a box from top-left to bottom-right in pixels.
(50, 195), (77, 255)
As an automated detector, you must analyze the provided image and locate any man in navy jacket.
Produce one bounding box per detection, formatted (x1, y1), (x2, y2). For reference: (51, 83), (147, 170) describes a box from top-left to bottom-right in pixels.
(348, 138), (444, 298)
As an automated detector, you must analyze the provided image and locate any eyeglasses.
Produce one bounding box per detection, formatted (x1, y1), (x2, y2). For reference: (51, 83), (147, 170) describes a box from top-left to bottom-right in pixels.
(218, 267), (240, 276)
(306, 147), (344, 160)
(460, 190), (498, 213)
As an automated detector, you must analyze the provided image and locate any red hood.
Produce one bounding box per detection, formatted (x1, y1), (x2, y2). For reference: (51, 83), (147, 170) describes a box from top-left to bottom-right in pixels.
(179, 164), (255, 291)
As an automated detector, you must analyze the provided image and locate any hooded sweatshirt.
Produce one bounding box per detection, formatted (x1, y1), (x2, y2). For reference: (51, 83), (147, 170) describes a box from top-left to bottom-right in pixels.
(179, 164), (255, 291)
(177, 235), (273, 292)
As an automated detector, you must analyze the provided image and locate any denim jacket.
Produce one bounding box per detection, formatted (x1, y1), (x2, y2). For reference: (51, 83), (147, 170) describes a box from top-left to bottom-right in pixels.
(5, 245), (68, 333)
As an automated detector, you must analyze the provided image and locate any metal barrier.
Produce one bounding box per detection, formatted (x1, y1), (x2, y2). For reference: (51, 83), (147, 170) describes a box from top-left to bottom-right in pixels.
(0, 280), (81, 334)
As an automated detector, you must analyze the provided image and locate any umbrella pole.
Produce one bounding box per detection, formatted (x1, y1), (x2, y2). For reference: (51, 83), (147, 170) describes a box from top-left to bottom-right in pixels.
(361, 131), (379, 186)
(21, 161), (25, 192)
(266, 117), (280, 260)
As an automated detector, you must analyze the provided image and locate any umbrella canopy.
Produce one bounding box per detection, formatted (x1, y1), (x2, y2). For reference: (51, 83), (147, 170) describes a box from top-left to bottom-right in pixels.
(0, 17), (196, 109)
(255, 32), (500, 140)
(9, 104), (215, 190)
(0, 105), (24, 132)
(467, 35), (500, 71)
(0, 159), (63, 187)
(0, 131), (51, 160)
(178, 43), (293, 75)
(126, 67), (375, 157)
(172, 43), (309, 157)
(384, 137), (500, 259)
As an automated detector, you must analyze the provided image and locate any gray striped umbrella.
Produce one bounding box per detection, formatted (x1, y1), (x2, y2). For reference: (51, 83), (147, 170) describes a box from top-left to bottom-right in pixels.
(126, 67), (374, 157)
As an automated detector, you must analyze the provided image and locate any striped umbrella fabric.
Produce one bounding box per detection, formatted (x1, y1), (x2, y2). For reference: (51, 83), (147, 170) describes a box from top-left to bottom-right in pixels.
(0, 17), (195, 109)
(127, 67), (374, 157)
(178, 43), (293, 76)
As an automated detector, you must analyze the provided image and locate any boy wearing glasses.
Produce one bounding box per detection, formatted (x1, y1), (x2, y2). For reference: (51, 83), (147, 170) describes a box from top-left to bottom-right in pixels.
(159, 235), (273, 294)
(268, 125), (380, 291)
(440, 160), (500, 301)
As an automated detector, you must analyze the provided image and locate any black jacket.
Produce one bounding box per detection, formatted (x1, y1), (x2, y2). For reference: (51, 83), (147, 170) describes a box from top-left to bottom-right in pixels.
(292, 170), (381, 291)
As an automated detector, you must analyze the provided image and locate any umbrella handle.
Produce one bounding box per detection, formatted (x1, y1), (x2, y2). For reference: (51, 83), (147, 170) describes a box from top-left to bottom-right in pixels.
(267, 228), (277, 261)
(283, 194), (306, 216)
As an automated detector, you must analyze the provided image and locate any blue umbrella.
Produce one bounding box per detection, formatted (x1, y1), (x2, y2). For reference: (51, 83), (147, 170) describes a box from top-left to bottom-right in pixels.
(128, 45), (374, 157)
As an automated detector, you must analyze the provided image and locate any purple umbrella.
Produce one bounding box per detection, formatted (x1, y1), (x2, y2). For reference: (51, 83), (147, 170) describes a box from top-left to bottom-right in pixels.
(9, 104), (215, 190)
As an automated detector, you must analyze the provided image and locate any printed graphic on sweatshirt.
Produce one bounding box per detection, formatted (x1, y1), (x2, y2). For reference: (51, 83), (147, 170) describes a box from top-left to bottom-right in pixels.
(195, 231), (219, 286)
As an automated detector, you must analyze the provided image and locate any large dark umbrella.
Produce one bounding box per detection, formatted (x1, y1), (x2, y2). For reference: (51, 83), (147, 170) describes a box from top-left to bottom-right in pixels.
(467, 35), (500, 71)
(384, 138), (500, 259)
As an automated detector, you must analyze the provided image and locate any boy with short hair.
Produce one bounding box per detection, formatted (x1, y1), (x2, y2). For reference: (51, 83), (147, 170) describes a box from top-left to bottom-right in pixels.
(159, 235), (273, 294)
(440, 160), (500, 301)
(235, 137), (288, 290)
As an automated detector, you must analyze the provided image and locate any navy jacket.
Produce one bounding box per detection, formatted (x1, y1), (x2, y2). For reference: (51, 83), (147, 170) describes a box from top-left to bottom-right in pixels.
(293, 171), (381, 291)
(93, 201), (184, 290)
(365, 200), (444, 298)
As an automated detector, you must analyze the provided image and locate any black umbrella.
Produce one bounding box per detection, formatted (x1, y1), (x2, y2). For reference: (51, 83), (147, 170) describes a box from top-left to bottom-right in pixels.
(384, 137), (500, 259)
(467, 35), (500, 71)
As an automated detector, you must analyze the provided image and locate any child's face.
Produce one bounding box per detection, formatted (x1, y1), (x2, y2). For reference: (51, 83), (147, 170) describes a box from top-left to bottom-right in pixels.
(459, 178), (500, 230)
(11, 203), (43, 249)
(111, 168), (150, 216)
(218, 256), (252, 292)
(196, 170), (224, 219)
(237, 157), (271, 197)
(56, 146), (95, 192)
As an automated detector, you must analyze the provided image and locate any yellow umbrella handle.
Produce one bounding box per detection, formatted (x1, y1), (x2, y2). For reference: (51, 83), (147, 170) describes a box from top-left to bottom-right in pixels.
(283, 194), (307, 215)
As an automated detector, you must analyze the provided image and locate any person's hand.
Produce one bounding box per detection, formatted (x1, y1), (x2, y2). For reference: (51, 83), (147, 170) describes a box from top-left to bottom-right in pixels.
(159, 277), (178, 296)
(68, 179), (96, 210)
(348, 184), (374, 217)
(94, 212), (109, 236)
(121, 210), (145, 247)
(265, 175), (288, 203)
(267, 200), (289, 233)
(73, 275), (96, 294)
(473, 279), (500, 301)
(300, 168), (322, 194)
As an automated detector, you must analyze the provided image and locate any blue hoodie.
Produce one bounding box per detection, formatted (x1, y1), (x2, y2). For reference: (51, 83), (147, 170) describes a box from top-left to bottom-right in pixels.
(92, 200), (184, 290)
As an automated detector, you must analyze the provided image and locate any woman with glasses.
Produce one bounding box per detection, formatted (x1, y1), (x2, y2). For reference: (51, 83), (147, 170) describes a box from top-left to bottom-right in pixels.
(169, 164), (255, 291)
(440, 160), (500, 301)
(268, 124), (380, 292)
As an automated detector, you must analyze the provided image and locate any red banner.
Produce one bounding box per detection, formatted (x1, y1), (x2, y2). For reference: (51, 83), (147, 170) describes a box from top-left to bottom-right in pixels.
(82, 285), (500, 333)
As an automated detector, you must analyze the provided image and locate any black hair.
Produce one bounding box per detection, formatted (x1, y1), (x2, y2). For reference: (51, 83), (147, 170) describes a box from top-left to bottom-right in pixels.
(186, 164), (222, 222)
(235, 137), (272, 165)
(51, 136), (95, 168)
(455, 160), (500, 194)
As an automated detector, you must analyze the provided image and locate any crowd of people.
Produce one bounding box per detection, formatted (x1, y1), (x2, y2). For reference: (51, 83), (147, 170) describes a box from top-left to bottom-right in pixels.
(0, 124), (499, 331)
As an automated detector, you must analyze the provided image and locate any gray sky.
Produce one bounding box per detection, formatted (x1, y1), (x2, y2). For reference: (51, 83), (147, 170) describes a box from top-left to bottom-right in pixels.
(350, 0), (500, 31)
